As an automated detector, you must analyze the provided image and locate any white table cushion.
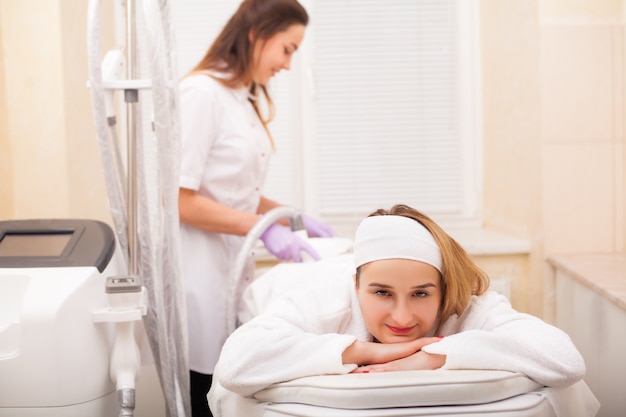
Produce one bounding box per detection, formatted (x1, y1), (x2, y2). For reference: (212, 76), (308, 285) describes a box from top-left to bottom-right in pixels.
(254, 369), (543, 409)
(263, 394), (554, 417)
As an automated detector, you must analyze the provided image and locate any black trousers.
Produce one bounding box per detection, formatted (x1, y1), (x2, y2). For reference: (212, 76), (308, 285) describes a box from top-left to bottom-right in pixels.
(190, 370), (214, 417)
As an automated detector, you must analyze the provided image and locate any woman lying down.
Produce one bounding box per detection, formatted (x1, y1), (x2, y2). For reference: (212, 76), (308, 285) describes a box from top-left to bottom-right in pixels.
(209, 204), (599, 416)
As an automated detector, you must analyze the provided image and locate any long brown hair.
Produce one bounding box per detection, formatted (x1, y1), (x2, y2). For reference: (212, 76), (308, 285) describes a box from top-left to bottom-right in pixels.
(358, 204), (490, 325)
(189, 0), (308, 148)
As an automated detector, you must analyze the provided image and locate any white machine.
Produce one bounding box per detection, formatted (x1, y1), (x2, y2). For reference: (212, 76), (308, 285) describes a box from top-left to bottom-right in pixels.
(0, 218), (142, 417)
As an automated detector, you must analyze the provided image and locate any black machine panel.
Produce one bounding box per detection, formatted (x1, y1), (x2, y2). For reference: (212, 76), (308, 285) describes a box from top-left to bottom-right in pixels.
(0, 219), (116, 273)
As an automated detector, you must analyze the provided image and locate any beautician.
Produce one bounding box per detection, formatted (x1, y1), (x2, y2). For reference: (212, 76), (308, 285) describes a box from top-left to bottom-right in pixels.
(177, 1), (333, 416)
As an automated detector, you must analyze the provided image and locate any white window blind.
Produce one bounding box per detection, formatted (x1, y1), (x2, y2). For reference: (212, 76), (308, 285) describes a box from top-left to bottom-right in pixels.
(172, 1), (240, 77)
(299, 0), (480, 222)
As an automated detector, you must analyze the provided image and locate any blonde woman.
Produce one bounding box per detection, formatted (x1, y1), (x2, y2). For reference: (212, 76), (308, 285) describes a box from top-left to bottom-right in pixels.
(210, 204), (589, 414)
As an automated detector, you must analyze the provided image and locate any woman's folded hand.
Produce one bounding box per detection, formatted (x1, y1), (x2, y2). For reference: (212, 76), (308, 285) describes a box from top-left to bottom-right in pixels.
(343, 336), (444, 369)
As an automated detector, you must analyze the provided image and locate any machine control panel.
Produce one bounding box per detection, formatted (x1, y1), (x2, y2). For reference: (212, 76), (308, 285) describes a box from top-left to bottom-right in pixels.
(0, 219), (116, 272)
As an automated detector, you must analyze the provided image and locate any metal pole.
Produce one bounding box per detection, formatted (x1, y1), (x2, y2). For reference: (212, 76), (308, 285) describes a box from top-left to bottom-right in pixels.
(125, 0), (139, 277)
(113, 2), (140, 416)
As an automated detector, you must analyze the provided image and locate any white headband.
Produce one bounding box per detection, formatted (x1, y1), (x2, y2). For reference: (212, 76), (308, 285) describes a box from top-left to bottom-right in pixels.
(353, 215), (442, 273)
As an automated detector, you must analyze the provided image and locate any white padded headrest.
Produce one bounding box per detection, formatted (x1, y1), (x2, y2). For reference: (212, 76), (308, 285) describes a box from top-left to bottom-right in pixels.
(254, 369), (542, 409)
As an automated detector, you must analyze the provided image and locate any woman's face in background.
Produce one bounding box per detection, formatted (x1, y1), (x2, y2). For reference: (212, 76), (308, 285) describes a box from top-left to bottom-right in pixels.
(251, 23), (305, 86)
(355, 258), (442, 344)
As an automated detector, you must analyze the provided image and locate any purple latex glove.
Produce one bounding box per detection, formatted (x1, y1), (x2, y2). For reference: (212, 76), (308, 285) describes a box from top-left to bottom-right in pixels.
(259, 223), (321, 262)
(301, 213), (335, 238)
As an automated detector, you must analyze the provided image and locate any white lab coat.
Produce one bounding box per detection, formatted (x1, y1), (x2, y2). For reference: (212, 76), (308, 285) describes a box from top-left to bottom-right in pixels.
(211, 258), (586, 397)
(179, 74), (273, 374)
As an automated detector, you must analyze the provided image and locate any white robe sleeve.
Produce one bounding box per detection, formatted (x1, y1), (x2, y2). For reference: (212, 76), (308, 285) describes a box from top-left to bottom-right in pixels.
(214, 284), (359, 397)
(421, 291), (585, 387)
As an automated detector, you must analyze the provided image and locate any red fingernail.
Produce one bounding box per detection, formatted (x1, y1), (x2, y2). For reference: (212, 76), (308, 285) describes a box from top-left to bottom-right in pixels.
(363, 370), (369, 373)
(438, 336), (444, 338)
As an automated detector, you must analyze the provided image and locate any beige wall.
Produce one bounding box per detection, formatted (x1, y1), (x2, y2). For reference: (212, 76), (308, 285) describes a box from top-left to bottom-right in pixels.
(0, 0), (112, 222)
(0, 3), (11, 220)
(539, 1), (624, 255)
(480, 0), (626, 318)
(1, 0), (624, 319)
(538, 1), (626, 319)
(480, 0), (543, 315)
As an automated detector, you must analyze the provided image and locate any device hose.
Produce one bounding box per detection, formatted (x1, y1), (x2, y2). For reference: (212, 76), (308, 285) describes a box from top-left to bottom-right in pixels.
(88, 0), (191, 415)
(86, 0), (129, 257)
(226, 206), (303, 335)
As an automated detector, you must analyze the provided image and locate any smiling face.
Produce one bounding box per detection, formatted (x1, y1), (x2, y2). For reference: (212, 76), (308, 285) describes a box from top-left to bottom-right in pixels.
(355, 258), (442, 344)
(250, 23), (305, 86)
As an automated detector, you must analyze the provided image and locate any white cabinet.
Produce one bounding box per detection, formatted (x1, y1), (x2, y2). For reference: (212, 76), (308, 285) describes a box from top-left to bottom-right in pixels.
(548, 254), (626, 417)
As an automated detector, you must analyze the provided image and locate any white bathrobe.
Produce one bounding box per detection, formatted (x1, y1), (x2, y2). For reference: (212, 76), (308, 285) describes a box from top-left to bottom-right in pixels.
(210, 256), (591, 414)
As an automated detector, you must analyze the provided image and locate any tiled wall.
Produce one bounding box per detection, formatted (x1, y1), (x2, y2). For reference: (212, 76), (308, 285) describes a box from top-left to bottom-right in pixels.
(480, 0), (544, 315)
(481, 0), (626, 317)
(539, 1), (626, 319)
(540, 6), (624, 255)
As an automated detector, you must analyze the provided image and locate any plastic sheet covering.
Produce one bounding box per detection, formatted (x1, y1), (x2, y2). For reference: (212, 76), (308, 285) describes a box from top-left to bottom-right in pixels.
(87, 0), (190, 416)
(86, 0), (128, 257)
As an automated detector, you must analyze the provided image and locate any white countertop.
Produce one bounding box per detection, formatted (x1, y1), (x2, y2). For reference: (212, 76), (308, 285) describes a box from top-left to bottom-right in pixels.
(548, 253), (626, 311)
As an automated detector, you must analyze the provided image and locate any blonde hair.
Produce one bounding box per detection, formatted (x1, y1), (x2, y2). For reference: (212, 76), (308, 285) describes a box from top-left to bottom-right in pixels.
(360, 204), (490, 325)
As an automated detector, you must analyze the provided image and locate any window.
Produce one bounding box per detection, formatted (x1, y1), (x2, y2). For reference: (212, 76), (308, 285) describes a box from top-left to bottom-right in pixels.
(173, 0), (482, 232)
